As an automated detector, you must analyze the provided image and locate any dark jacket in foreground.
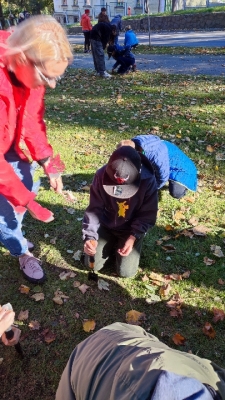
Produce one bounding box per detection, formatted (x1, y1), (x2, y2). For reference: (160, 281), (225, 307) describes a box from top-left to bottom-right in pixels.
(56, 322), (225, 400)
(82, 159), (157, 242)
(90, 22), (112, 49)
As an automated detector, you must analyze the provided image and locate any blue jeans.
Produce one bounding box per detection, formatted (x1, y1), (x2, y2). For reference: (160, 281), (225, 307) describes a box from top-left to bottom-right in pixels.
(0, 149), (39, 256)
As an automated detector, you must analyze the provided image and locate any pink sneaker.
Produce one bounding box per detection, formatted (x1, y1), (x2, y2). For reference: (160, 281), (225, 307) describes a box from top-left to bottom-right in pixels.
(19, 255), (46, 284)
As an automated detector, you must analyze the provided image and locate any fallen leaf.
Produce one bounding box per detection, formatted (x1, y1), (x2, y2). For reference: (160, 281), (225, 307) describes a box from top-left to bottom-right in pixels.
(210, 245), (224, 258)
(180, 229), (194, 238)
(182, 270), (191, 279)
(73, 281), (81, 287)
(59, 271), (77, 280)
(159, 283), (171, 297)
(145, 294), (161, 304)
(142, 274), (149, 282)
(98, 279), (109, 291)
(161, 244), (176, 252)
(75, 312), (79, 319)
(31, 293), (45, 302)
(203, 257), (215, 266)
(193, 225), (211, 236)
(173, 210), (186, 221)
(170, 307), (183, 318)
(188, 216), (199, 226)
(202, 322), (216, 339)
(125, 310), (145, 325)
(43, 329), (56, 344)
(73, 250), (82, 261)
(78, 284), (90, 294)
(212, 308), (225, 323)
(0, 358), (3, 365)
(172, 333), (186, 345)
(185, 197), (195, 203)
(17, 310), (29, 321)
(29, 320), (40, 330)
(19, 285), (30, 294)
(218, 278), (225, 285)
(206, 145), (214, 153)
(53, 296), (63, 305)
(165, 273), (182, 281)
(83, 319), (96, 332)
(81, 185), (90, 192)
(165, 225), (174, 231)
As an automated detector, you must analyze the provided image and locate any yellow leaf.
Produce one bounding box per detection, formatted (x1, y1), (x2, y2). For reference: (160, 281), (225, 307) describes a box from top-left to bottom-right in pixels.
(53, 296), (63, 305)
(206, 145), (214, 153)
(83, 320), (96, 332)
(19, 285), (30, 294)
(125, 310), (145, 325)
(165, 225), (173, 231)
(29, 320), (40, 330)
(159, 283), (171, 297)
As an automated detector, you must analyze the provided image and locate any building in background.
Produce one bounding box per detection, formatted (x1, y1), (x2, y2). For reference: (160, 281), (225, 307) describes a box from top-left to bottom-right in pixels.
(53, 0), (225, 24)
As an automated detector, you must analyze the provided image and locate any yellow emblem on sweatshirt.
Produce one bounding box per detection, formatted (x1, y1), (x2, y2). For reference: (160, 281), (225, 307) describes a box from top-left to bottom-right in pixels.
(117, 201), (129, 218)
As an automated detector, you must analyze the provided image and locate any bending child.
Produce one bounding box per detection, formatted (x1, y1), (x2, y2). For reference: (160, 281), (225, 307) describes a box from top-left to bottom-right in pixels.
(107, 44), (136, 74)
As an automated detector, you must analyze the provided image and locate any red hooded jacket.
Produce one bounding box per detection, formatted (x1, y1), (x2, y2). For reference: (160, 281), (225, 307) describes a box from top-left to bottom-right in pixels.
(0, 30), (53, 207)
(80, 14), (92, 31)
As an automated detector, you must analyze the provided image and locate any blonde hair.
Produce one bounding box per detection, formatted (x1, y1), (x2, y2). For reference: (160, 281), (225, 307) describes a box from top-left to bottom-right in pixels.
(6, 15), (73, 64)
(117, 139), (135, 149)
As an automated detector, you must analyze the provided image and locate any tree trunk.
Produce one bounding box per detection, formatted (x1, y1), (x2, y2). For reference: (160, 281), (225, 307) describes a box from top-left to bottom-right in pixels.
(158, 0), (165, 13)
(0, 0), (5, 29)
(172, 0), (178, 12)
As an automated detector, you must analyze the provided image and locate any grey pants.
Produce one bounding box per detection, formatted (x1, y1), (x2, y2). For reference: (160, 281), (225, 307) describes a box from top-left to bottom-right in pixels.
(85, 225), (144, 278)
(90, 39), (106, 75)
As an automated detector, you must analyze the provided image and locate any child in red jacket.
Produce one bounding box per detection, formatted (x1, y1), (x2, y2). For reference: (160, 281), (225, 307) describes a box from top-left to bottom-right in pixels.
(80, 9), (92, 53)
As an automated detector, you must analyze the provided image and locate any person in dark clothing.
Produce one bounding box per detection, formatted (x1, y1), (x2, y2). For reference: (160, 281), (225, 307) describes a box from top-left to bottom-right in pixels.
(56, 322), (225, 400)
(98, 7), (110, 23)
(107, 44), (135, 74)
(110, 14), (122, 44)
(82, 146), (158, 278)
(90, 22), (116, 78)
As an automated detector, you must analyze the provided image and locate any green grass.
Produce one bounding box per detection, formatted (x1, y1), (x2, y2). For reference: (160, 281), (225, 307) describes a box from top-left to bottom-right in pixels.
(1, 67), (225, 399)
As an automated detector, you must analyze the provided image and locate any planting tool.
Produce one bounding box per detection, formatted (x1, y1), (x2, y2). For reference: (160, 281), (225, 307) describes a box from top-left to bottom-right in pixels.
(3, 303), (24, 358)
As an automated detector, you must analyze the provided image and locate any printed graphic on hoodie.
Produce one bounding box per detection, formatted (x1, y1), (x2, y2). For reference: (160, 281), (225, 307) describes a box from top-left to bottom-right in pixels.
(117, 201), (129, 217)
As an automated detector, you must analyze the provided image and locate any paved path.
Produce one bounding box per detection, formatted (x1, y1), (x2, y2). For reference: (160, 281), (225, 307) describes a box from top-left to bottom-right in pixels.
(72, 52), (225, 77)
(68, 30), (225, 48)
(70, 30), (225, 76)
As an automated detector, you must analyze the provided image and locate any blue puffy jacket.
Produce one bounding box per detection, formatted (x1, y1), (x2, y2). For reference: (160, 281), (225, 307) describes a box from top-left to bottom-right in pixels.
(124, 30), (139, 47)
(132, 135), (197, 191)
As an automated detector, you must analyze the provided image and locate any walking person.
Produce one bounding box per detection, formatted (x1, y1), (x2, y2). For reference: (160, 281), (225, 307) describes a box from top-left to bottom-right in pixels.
(82, 146), (157, 277)
(0, 15), (73, 284)
(80, 9), (92, 53)
(90, 22), (116, 78)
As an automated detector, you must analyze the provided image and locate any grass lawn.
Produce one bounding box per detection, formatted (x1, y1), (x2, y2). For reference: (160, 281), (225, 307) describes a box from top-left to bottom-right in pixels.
(0, 65), (225, 399)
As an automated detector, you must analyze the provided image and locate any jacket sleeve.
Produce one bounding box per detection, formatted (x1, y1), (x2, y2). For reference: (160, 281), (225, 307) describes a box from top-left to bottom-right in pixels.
(82, 173), (104, 241)
(18, 86), (53, 162)
(88, 18), (92, 31)
(0, 100), (35, 206)
(130, 178), (158, 237)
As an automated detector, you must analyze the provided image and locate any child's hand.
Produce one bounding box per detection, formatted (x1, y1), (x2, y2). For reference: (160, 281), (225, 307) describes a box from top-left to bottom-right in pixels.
(84, 240), (97, 256)
(117, 235), (136, 257)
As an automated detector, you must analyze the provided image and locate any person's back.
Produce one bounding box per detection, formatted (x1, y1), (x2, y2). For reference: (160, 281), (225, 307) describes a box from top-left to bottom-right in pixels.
(111, 14), (122, 31)
(124, 27), (139, 48)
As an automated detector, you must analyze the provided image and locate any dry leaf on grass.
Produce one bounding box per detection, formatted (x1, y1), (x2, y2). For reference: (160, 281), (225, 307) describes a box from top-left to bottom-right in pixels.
(43, 329), (56, 344)
(73, 281), (81, 288)
(159, 283), (172, 297)
(31, 293), (45, 302)
(59, 271), (77, 280)
(126, 310), (145, 325)
(19, 285), (30, 294)
(78, 284), (90, 294)
(73, 250), (82, 261)
(188, 216), (199, 226)
(29, 320), (40, 330)
(206, 145), (214, 153)
(83, 320), (96, 332)
(17, 310), (29, 321)
(203, 257), (215, 266)
(173, 210), (186, 222)
(98, 279), (109, 291)
(164, 273), (182, 281)
(202, 322), (216, 339)
(210, 245), (224, 258)
(161, 244), (176, 252)
(182, 270), (191, 279)
(212, 308), (225, 323)
(142, 274), (149, 282)
(53, 296), (63, 305)
(165, 225), (174, 231)
(192, 225), (211, 236)
(170, 307), (183, 318)
(218, 278), (225, 285)
(172, 333), (186, 345)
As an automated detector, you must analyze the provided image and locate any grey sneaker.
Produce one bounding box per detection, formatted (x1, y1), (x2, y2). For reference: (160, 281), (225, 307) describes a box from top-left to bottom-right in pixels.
(19, 255), (46, 284)
(100, 71), (112, 78)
